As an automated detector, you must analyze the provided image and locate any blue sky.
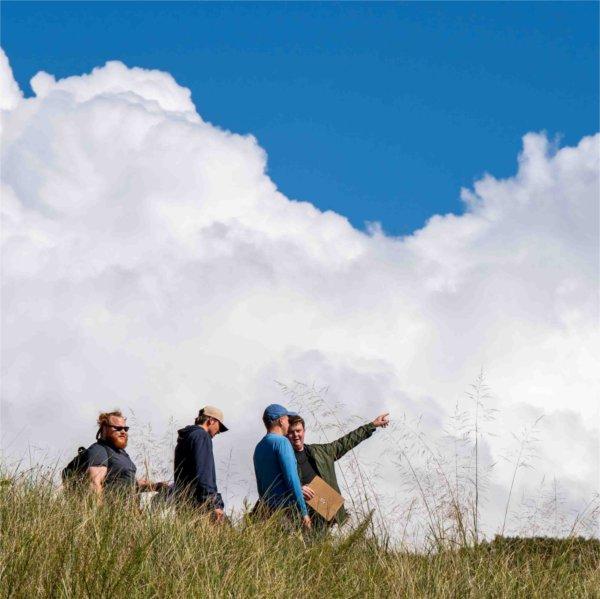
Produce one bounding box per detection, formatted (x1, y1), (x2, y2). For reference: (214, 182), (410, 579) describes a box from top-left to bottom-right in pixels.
(2, 1), (598, 235)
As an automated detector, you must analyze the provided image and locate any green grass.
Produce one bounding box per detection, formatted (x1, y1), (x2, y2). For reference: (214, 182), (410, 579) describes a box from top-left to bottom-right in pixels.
(1, 477), (598, 598)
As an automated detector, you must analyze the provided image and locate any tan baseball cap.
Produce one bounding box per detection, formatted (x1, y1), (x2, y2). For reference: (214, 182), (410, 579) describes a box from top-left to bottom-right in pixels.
(200, 405), (229, 432)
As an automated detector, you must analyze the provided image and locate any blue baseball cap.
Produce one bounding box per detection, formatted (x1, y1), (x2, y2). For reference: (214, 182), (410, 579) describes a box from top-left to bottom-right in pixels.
(263, 403), (298, 423)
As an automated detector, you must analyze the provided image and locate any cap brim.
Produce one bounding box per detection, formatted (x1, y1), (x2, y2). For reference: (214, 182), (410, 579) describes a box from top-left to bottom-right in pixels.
(218, 422), (229, 432)
(286, 411), (298, 418)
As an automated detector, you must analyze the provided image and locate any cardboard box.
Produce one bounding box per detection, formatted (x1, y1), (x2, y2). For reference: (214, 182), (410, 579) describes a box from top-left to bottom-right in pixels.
(306, 476), (344, 521)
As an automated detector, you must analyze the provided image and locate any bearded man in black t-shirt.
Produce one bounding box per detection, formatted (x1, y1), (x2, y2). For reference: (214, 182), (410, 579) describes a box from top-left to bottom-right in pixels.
(86, 410), (164, 498)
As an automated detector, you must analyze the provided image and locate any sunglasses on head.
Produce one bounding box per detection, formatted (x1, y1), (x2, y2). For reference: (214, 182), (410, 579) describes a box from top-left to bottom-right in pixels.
(108, 425), (129, 432)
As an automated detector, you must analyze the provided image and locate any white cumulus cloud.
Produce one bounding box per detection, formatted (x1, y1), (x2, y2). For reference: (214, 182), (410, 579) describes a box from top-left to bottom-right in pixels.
(1, 52), (598, 540)
(0, 48), (22, 111)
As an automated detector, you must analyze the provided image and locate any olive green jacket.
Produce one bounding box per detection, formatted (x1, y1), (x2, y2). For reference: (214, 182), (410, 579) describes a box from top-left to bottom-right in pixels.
(302, 423), (376, 525)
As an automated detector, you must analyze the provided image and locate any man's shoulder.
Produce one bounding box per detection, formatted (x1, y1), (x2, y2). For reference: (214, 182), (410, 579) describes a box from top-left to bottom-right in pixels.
(256, 434), (276, 448)
(87, 441), (109, 455)
(87, 441), (132, 461)
(272, 435), (294, 455)
(191, 426), (209, 437)
(184, 426), (210, 444)
(304, 441), (335, 458)
(86, 441), (110, 466)
(304, 442), (323, 451)
(256, 434), (290, 451)
(268, 434), (290, 447)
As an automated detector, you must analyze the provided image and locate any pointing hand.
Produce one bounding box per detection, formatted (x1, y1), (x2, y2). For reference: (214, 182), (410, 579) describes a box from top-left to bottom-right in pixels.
(372, 413), (390, 428)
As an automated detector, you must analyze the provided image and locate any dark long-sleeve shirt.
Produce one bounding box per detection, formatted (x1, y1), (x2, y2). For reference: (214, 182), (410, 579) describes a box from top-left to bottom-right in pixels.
(174, 425), (224, 509)
(302, 423), (376, 524)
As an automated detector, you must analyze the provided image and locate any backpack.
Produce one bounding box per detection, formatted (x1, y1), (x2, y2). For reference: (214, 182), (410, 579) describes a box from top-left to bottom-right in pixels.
(61, 446), (90, 486)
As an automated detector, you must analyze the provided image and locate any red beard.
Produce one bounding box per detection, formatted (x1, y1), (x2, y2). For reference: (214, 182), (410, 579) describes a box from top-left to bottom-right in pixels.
(112, 435), (128, 449)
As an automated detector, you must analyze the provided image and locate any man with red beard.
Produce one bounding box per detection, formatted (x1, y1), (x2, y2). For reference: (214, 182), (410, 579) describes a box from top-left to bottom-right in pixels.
(86, 410), (158, 496)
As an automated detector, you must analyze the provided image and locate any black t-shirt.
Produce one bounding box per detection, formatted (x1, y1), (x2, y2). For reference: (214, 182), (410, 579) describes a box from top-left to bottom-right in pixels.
(295, 449), (317, 485)
(87, 440), (137, 489)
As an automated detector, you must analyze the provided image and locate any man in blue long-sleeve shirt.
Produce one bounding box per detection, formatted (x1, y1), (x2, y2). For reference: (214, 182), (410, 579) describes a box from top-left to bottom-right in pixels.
(174, 405), (228, 522)
(253, 403), (311, 530)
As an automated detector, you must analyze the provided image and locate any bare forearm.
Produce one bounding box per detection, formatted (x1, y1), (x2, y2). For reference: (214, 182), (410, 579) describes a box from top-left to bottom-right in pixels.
(88, 466), (107, 497)
(89, 480), (103, 494)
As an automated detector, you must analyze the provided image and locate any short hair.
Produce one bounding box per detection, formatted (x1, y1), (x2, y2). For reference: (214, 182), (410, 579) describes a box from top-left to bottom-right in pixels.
(194, 409), (212, 426)
(96, 410), (125, 439)
(263, 415), (284, 431)
(288, 415), (306, 429)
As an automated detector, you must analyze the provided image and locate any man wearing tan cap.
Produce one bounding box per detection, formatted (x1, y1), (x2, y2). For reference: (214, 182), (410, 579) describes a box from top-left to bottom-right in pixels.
(173, 406), (228, 522)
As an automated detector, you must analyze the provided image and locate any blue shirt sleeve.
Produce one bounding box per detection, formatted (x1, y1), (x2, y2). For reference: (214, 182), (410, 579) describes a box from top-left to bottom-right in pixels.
(275, 437), (308, 517)
(190, 430), (224, 509)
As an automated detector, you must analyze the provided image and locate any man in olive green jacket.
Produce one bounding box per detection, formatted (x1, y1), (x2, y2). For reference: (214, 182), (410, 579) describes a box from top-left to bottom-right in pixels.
(287, 412), (390, 526)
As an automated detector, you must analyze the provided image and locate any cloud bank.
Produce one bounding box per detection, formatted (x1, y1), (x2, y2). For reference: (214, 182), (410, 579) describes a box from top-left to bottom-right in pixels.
(1, 49), (598, 538)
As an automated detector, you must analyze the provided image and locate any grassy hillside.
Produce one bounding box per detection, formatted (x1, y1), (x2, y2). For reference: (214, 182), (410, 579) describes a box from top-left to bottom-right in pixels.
(1, 478), (598, 598)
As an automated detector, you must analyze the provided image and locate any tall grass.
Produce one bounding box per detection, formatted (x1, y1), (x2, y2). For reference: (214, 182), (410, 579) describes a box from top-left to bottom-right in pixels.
(2, 375), (598, 597)
(280, 378), (598, 548)
(1, 476), (598, 598)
